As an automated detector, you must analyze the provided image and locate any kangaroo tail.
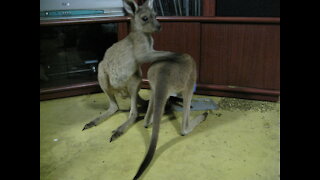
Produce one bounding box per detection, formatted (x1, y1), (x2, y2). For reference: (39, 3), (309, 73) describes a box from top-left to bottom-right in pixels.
(133, 82), (168, 180)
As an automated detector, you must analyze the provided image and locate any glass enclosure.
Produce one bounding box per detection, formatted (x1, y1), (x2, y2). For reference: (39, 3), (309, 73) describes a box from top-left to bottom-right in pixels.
(40, 23), (118, 89)
(153, 0), (203, 16)
(216, 0), (280, 17)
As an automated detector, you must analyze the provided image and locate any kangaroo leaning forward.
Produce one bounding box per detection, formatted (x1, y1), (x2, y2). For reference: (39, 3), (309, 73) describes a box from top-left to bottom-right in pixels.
(82, 0), (175, 142)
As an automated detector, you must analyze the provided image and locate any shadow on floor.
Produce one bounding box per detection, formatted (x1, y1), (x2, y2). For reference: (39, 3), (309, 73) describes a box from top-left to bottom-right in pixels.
(136, 110), (241, 180)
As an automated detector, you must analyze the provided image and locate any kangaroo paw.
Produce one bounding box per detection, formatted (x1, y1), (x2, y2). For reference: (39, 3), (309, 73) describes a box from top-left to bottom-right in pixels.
(82, 122), (97, 131)
(144, 123), (150, 128)
(109, 129), (124, 142)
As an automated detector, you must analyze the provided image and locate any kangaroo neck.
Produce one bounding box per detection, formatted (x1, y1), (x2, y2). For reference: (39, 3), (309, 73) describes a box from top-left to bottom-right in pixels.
(129, 31), (154, 51)
(129, 31), (153, 40)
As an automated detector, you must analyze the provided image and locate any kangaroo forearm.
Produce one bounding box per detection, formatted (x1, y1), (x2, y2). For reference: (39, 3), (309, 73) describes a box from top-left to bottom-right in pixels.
(136, 50), (177, 64)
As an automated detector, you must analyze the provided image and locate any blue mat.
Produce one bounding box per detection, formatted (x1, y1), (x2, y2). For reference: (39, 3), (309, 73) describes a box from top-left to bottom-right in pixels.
(171, 98), (218, 112)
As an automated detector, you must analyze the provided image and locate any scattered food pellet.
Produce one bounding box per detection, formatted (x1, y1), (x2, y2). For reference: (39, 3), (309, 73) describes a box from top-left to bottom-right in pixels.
(218, 97), (276, 112)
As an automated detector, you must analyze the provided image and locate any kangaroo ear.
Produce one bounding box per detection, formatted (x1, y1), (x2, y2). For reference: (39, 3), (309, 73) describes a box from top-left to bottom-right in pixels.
(144, 0), (154, 10)
(123, 0), (138, 16)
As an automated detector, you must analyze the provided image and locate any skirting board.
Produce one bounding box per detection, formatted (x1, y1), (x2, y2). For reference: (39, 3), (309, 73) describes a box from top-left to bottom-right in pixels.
(141, 80), (279, 102)
(40, 80), (280, 102)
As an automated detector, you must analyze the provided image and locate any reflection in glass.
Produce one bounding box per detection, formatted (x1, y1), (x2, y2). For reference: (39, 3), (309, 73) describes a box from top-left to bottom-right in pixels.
(40, 23), (118, 89)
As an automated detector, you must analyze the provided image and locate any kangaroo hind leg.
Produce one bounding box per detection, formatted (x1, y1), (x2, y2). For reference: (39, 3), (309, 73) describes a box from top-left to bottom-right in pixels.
(180, 81), (208, 136)
(109, 75), (141, 142)
(143, 90), (155, 128)
(83, 72), (119, 130)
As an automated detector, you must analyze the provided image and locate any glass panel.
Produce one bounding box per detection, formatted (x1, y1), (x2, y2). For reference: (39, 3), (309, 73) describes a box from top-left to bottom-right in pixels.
(153, 0), (202, 16)
(216, 0), (280, 17)
(40, 23), (118, 89)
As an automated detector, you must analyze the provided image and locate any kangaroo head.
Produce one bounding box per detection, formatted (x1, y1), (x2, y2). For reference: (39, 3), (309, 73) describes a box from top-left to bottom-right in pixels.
(123, 0), (161, 33)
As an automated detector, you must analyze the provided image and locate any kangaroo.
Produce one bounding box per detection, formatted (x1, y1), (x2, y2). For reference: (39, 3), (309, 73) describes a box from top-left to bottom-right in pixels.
(82, 0), (176, 142)
(133, 54), (209, 179)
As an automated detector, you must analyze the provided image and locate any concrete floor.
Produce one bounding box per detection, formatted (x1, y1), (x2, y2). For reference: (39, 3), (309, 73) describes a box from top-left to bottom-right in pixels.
(40, 89), (280, 180)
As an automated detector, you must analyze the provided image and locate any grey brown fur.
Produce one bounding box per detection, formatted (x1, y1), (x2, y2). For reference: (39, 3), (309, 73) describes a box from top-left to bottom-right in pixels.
(82, 0), (175, 142)
(82, 0), (207, 179)
(133, 51), (208, 180)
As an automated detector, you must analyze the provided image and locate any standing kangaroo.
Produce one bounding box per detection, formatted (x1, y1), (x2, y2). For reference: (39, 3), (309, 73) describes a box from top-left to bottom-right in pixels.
(133, 54), (208, 179)
(82, 0), (175, 142)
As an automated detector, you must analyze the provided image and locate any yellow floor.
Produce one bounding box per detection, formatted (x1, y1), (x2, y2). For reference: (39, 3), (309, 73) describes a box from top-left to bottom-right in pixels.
(40, 89), (280, 180)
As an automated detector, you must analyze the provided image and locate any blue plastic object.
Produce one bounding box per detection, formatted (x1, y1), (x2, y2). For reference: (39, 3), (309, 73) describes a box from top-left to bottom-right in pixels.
(171, 98), (218, 112)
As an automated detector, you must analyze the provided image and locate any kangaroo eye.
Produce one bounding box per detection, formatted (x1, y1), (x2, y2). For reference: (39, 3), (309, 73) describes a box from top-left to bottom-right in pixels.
(142, 16), (148, 22)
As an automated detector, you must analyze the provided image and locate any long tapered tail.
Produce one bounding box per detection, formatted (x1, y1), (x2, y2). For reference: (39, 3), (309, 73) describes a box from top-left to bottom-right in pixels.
(133, 83), (168, 180)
